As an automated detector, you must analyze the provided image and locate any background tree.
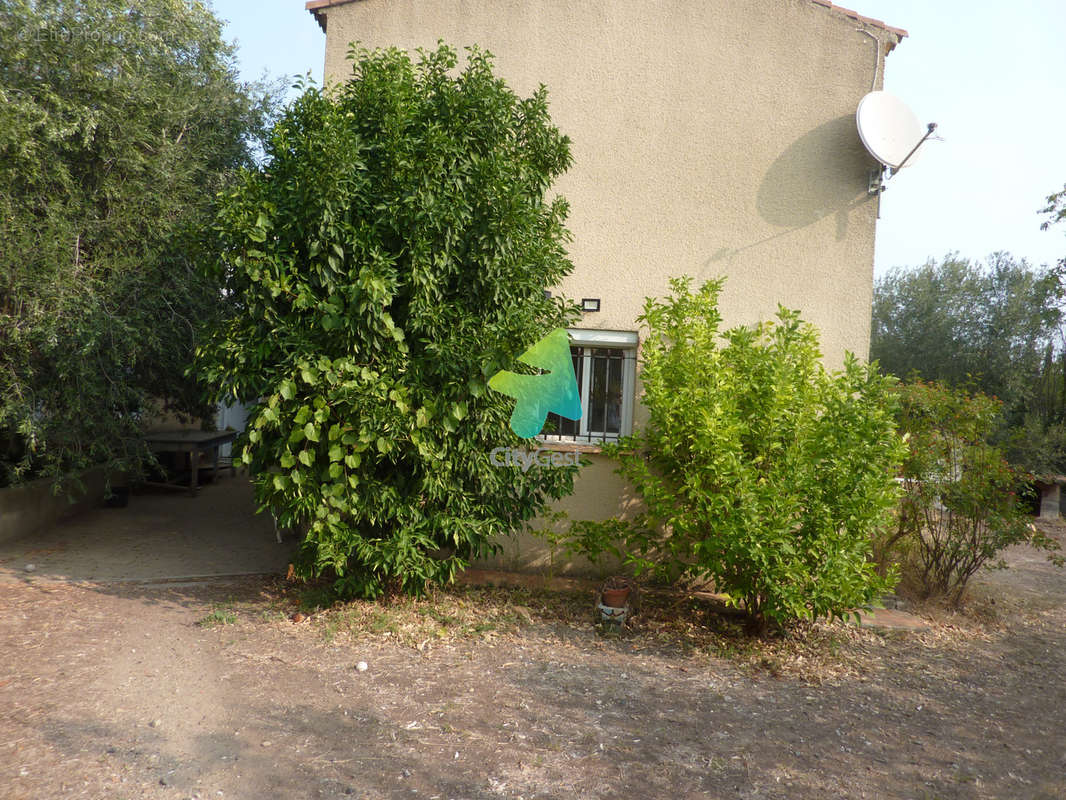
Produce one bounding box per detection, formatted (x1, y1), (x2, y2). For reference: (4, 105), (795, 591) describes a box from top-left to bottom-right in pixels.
(196, 44), (579, 598)
(0, 0), (278, 486)
(1040, 182), (1066, 233)
(871, 252), (1066, 472)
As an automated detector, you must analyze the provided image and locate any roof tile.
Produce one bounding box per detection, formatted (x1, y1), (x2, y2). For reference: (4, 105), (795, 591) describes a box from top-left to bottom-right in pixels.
(810, 0), (908, 41)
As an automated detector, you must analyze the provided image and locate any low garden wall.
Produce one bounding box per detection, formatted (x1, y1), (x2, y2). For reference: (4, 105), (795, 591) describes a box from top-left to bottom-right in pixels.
(0, 467), (119, 545)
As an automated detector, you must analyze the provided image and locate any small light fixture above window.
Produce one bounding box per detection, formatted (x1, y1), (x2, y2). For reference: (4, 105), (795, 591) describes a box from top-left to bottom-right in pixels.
(581, 298), (600, 312)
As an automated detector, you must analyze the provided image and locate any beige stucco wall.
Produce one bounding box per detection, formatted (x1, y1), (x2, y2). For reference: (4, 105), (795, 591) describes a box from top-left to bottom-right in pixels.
(317, 0), (895, 366)
(314, 0), (900, 572)
(478, 452), (636, 575)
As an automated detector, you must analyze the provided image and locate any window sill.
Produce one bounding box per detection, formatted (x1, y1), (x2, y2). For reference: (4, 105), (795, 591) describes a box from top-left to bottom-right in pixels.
(534, 440), (606, 455)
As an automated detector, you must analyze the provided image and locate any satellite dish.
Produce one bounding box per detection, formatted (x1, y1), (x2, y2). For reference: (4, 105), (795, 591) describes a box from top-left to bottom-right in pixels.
(856, 90), (933, 171)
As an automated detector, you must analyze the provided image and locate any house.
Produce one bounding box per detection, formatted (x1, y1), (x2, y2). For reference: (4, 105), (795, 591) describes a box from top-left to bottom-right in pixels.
(306, 0), (906, 570)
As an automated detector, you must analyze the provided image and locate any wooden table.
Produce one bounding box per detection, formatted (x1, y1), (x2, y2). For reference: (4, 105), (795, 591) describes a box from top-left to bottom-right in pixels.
(143, 430), (238, 495)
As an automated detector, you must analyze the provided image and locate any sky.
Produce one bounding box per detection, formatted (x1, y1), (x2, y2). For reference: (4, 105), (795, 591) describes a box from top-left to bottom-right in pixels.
(212, 0), (324, 101)
(842, 0), (1066, 275)
(211, 0), (1066, 278)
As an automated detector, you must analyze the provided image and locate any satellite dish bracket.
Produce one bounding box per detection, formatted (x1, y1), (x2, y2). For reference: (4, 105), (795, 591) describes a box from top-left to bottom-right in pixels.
(867, 166), (886, 196)
(866, 122), (937, 196)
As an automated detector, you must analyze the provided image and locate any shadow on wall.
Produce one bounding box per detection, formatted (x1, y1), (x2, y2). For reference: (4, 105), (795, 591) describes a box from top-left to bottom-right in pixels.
(705, 115), (876, 269)
(755, 114), (874, 236)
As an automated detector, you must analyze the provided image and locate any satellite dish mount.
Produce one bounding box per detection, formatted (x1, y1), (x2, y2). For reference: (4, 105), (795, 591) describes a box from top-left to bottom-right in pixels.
(867, 122), (938, 195)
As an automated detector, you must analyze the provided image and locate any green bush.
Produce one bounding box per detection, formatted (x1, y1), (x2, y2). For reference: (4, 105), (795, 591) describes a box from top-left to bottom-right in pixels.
(566, 278), (905, 635)
(197, 44), (579, 598)
(883, 380), (1061, 604)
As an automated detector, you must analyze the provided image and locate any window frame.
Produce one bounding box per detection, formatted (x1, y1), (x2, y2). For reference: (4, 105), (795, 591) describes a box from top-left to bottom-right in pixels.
(539, 329), (637, 445)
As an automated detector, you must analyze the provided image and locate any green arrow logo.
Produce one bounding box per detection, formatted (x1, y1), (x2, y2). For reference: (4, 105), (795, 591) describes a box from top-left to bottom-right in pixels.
(489, 328), (582, 438)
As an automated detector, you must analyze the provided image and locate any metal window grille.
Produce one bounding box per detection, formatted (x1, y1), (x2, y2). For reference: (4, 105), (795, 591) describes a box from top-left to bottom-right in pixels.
(542, 345), (636, 444)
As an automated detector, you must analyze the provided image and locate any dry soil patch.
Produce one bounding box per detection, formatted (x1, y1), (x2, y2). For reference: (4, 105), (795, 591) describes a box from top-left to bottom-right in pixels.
(2, 527), (1065, 799)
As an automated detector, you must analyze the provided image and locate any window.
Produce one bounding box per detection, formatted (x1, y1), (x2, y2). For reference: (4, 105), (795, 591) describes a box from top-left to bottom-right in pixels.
(541, 329), (637, 444)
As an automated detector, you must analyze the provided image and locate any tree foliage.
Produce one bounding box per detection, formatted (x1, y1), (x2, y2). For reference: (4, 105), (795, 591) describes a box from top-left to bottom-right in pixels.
(0, 0), (278, 486)
(566, 278), (904, 635)
(1040, 182), (1066, 233)
(196, 44), (579, 598)
(879, 381), (1061, 604)
(871, 253), (1066, 472)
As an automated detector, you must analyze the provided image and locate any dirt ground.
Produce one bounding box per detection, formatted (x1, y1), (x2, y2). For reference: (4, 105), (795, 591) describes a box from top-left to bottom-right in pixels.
(2, 526), (1066, 800)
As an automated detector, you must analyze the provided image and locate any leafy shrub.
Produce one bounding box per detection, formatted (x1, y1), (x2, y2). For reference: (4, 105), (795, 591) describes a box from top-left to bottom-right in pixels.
(197, 45), (579, 598)
(564, 278), (906, 635)
(534, 509), (628, 582)
(883, 380), (1061, 604)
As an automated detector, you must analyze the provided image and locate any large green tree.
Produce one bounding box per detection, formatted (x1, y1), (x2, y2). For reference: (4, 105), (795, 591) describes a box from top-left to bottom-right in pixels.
(0, 0), (277, 486)
(871, 252), (1066, 471)
(196, 45), (579, 598)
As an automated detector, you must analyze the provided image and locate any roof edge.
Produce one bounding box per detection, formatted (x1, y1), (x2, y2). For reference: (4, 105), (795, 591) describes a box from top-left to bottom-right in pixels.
(809, 0), (908, 51)
(305, 0), (347, 33)
(306, 1), (909, 50)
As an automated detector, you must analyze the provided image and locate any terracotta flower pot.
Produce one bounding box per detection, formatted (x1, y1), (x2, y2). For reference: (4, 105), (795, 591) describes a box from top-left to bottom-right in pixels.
(601, 587), (631, 608)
